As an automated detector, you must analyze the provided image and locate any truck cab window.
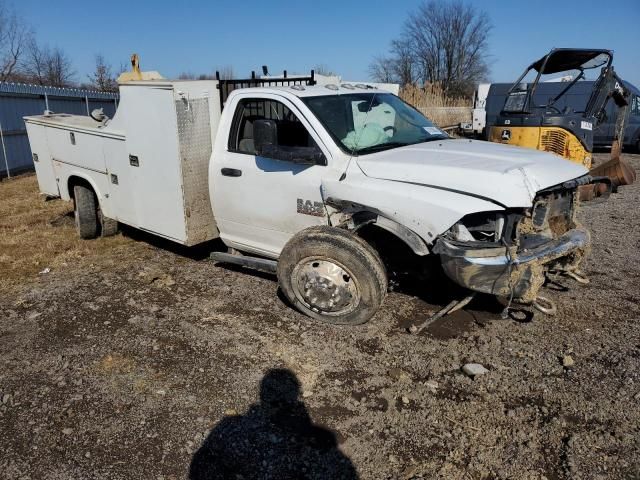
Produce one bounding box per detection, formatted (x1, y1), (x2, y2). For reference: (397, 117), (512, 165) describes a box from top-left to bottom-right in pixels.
(230, 98), (318, 155)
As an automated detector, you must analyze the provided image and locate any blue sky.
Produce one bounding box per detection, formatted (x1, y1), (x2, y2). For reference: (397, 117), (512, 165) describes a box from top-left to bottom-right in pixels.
(16, 0), (640, 87)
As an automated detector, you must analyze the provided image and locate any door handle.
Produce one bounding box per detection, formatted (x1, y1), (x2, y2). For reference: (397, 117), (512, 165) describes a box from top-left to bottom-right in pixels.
(221, 168), (242, 177)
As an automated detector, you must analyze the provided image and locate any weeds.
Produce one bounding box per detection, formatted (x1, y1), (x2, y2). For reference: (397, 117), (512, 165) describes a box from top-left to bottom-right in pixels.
(0, 174), (136, 293)
(399, 83), (472, 127)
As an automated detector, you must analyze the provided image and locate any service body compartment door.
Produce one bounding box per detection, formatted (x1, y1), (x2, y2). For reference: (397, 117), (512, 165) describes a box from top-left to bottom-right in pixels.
(212, 94), (328, 257)
(45, 126), (107, 173)
(119, 85), (187, 242)
(25, 122), (59, 196)
(102, 137), (136, 225)
(175, 91), (217, 245)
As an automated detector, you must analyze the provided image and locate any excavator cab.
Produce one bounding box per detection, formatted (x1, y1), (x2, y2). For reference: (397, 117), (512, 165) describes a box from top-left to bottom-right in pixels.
(489, 49), (622, 169)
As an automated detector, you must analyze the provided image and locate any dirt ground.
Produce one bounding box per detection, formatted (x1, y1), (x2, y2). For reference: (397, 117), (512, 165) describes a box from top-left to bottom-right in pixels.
(1, 153), (639, 480)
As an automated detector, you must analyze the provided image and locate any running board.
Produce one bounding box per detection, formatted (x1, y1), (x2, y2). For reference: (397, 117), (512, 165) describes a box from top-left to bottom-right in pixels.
(210, 251), (277, 274)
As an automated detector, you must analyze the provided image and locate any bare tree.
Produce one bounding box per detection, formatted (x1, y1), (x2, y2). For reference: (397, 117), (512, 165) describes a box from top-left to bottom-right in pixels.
(369, 40), (415, 85)
(405, 0), (490, 96)
(369, 0), (491, 97)
(214, 65), (234, 80)
(116, 62), (127, 77)
(390, 39), (415, 86)
(0, 3), (76, 87)
(0, 2), (30, 81)
(44, 47), (75, 87)
(369, 55), (395, 83)
(178, 72), (216, 80)
(22, 38), (45, 83)
(88, 54), (117, 91)
(23, 41), (75, 87)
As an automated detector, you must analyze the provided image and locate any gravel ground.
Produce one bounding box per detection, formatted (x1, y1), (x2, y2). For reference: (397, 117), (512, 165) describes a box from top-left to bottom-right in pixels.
(1, 153), (639, 480)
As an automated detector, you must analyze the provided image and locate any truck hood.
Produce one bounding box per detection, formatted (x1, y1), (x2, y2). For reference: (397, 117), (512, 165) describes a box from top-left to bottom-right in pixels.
(355, 139), (588, 207)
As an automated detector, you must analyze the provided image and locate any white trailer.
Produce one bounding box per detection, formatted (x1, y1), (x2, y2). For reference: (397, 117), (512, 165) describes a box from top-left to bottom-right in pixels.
(25, 62), (601, 325)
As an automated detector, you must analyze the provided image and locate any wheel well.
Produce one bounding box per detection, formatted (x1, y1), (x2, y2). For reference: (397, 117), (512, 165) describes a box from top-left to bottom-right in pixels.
(355, 223), (450, 297)
(356, 224), (419, 273)
(67, 176), (95, 200)
(345, 209), (430, 256)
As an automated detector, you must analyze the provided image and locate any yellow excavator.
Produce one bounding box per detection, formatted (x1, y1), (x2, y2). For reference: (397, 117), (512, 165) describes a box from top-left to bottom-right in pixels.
(489, 48), (635, 197)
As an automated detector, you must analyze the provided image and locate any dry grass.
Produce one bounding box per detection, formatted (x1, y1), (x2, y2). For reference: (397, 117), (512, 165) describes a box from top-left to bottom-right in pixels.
(400, 83), (470, 109)
(400, 83), (472, 127)
(0, 174), (136, 293)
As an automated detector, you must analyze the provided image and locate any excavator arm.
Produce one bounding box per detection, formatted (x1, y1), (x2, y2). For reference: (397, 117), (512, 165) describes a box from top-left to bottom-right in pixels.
(585, 66), (629, 158)
(579, 67), (636, 200)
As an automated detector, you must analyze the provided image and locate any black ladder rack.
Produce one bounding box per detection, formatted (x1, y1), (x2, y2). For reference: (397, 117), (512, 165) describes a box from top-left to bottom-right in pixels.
(215, 69), (316, 109)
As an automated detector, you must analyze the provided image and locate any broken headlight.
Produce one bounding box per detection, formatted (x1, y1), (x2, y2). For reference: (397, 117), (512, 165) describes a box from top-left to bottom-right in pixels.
(448, 211), (521, 246)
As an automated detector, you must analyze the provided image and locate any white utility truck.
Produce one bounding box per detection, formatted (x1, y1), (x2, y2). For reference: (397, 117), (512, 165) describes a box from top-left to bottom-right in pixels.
(24, 64), (602, 325)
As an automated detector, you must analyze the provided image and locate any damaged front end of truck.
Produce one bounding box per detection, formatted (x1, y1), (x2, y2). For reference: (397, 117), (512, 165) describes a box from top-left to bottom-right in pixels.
(433, 177), (593, 310)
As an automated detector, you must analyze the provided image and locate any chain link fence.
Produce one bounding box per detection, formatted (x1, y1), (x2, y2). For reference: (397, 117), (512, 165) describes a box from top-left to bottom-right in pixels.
(0, 83), (119, 179)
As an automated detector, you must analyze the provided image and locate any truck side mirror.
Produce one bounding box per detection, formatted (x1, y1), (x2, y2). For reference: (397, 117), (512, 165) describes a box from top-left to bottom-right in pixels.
(253, 119), (278, 156)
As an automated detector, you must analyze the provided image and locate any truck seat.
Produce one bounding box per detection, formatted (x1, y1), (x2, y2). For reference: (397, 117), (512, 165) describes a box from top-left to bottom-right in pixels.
(238, 115), (262, 153)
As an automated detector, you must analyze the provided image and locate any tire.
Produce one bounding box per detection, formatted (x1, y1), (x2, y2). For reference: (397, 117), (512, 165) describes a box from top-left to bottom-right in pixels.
(99, 213), (118, 237)
(73, 184), (98, 239)
(277, 226), (387, 325)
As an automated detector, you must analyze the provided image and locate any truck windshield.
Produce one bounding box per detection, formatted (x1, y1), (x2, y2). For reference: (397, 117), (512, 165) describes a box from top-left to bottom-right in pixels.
(303, 92), (449, 155)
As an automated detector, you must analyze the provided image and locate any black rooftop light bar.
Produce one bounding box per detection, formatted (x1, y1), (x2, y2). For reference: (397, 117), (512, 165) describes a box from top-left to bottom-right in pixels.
(215, 69), (316, 109)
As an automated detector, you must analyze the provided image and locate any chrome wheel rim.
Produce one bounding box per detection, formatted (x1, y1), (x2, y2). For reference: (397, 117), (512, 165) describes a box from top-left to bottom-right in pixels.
(291, 258), (360, 316)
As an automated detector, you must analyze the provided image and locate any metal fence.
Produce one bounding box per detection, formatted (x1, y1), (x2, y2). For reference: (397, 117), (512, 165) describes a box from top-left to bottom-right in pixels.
(0, 83), (119, 178)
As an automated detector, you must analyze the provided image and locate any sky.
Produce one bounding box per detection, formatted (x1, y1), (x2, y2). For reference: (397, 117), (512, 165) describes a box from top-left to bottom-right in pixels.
(14, 0), (640, 87)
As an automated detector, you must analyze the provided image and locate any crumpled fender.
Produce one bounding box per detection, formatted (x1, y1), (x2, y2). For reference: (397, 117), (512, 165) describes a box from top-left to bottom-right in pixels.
(321, 168), (505, 249)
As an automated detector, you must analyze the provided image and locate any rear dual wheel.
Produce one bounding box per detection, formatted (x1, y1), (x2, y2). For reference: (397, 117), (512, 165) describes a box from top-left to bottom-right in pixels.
(277, 226), (387, 325)
(73, 184), (118, 239)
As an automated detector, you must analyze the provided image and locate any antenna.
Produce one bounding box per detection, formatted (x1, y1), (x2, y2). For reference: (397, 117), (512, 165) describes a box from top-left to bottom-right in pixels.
(339, 92), (378, 181)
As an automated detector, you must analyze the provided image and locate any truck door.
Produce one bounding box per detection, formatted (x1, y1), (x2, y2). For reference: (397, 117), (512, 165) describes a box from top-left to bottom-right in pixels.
(212, 94), (329, 257)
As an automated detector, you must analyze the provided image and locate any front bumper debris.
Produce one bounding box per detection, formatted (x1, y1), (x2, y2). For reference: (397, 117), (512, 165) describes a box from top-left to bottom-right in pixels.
(435, 227), (590, 303)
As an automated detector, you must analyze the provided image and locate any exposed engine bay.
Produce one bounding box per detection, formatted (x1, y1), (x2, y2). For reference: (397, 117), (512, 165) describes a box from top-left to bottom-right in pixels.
(434, 181), (590, 306)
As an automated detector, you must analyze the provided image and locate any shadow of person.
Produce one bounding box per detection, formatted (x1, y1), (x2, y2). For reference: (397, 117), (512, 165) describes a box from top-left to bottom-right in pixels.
(189, 368), (358, 480)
